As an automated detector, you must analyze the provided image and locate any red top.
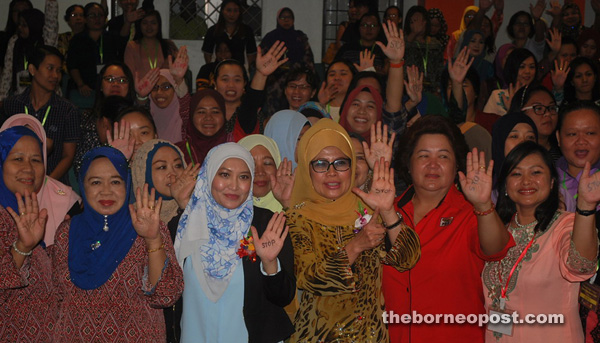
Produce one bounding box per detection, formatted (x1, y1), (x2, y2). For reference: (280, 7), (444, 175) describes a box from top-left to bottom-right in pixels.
(0, 207), (56, 342)
(382, 185), (514, 343)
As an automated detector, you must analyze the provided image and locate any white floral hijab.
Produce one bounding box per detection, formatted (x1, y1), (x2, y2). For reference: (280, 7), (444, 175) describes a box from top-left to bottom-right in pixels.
(174, 142), (254, 302)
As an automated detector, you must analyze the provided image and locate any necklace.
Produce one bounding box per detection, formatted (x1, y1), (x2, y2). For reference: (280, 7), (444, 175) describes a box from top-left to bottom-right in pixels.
(514, 212), (537, 228)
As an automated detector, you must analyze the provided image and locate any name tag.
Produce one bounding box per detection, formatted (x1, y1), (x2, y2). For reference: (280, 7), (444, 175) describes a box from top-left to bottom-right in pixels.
(580, 281), (600, 312)
(487, 308), (514, 336)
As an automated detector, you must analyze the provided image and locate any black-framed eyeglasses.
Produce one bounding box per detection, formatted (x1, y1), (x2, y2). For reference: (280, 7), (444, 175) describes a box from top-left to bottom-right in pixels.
(102, 76), (129, 84)
(521, 104), (559, 116)
(310, 158), (351, 173)
(287, 83), (312, 91)
(152, 83), (173, 92)
(361, 23), (379, 29)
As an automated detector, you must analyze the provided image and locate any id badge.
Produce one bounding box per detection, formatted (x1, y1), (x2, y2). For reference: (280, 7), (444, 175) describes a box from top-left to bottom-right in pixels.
(17, 69), (31, 88)
(579, 281), (600, 312)
(96, 64), (105, 73)
(487, 308), (514, 336)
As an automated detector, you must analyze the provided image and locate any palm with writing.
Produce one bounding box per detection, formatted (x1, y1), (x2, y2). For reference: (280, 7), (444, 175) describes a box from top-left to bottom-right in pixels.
(106, 120), (134, 160)
(135, 68), (160, 98)
(376, 20), (404, 63)
(546, 28), (561, 54)
(169, 163), (201, 209)
(256, 41), (289, 77)
(458, 148), (494, 210)
(353, 49), (375, 72)
(168, 46), (189, 84)
(6, 191), (47, 253)
(129, 184), (163, 242)
(448, 47), (474, 84)
(250, 212), (289, 264)
(271, 158), (294, 209)
(364, 122), (395, 169)
(353, 157), (395, 213)
(576, 162), (600, 210)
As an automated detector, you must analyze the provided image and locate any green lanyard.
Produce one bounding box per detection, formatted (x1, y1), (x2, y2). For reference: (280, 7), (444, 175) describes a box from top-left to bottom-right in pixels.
(23, 56), (28, 70)
(143, 40), (158, 69)
(25, 105), (51, 126)
(359, 40), (376, 54)
(99, 35), (104, 64)
(416, 39), (429, 77)
(185, 141), (196, 167)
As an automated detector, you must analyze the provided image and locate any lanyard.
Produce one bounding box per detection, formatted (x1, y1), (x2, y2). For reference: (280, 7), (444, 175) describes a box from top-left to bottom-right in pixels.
(562, 170), (578, 201)
(416, 39), (429, 77)
(99, 35), (104, 64)
(25, 105), (51, 126)
(499, 232), (536, 304)
(143, 40), (158, 69)
(185, 141), (196, 167)
(359, 40), (376, 54)
(24, 56), (28, 70)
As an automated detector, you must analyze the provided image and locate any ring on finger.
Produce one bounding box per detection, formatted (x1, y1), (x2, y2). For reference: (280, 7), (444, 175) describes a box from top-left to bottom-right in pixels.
(20, 212), (25, 217)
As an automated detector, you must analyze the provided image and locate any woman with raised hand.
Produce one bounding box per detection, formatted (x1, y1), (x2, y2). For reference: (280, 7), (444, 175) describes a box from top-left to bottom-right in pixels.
(288, 119), (420, 342)
(175, 142), (295, 342)
(383, 116), (514, 342)
(51, 146), (184, 342)
(467, 141), (598, 342)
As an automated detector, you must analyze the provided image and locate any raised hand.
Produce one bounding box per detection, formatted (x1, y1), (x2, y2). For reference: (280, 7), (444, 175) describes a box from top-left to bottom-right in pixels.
(448, 47), (474, 83)
(546, 0), (562, 18)
(376, 20), (405, 63)
(250, 211), (289, 264)
(530, 0), (546, 20)
(546, 28), (561, 54)
(353, 157), (396, 213)
(135, 68), (160, 98)
(169, 162), (201, 209)
(318, 81), (339, 105)
(500, 81), (524, 111)
(256, 41), (288, 77)
(125, 8), (144, 24)
(6, 190), (47, 253)
(404, 65), (424, 105)
(106, 120), (134, 160)
(271, 158), (294, 209)
(129, 184), (162, 242)
(353, 49), (375, 72)
(576, 162), (600, 209)
(551, 59), (570, 90)
(494, 0), (505, 12)
(168, 46), (189, 84)
(479, 0), (493, 12)
(458, 148), (494, 209)
(363, 122), (395, 169)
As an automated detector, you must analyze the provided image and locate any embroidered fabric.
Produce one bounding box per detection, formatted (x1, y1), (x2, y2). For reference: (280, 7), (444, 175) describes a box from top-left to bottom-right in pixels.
(567, 239), (598, 274)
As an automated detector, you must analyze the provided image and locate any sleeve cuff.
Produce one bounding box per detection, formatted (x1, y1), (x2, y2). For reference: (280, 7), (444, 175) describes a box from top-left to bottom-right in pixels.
(260, 258), (281, 276)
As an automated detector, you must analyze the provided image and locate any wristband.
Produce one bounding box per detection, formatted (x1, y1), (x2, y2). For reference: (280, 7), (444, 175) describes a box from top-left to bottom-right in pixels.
(384, 212), (403, 230)
(473, 204), (495, 216)
(390, 60), (405, 69)
(12, 241), (33, 256)
(576, 206), (597, 217)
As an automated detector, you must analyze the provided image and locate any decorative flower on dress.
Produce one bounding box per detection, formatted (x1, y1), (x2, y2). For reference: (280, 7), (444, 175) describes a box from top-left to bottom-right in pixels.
(354, 202), (372, 234)
(236, 231), (257, 262)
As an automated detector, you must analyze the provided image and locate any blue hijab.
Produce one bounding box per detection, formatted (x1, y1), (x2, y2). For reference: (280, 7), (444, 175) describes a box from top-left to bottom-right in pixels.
(264, 110), (309, 170)
(68, 147), (137, 290)
(0, 126), (43, 212)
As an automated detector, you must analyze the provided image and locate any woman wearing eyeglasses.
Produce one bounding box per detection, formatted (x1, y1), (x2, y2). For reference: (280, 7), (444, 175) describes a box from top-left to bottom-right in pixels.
(335, 12), (387, 75)
(288, 119), (420, 342)
(510, 85), (562, 162)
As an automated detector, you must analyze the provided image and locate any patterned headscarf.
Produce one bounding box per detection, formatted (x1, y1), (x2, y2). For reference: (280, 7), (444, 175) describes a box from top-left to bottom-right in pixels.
(175, 142), (254, 302)
(428, 8), (449, 49)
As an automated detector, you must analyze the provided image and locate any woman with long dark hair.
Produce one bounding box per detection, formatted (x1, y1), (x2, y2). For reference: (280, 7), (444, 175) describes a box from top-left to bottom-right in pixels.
(202, 0), (257, 68)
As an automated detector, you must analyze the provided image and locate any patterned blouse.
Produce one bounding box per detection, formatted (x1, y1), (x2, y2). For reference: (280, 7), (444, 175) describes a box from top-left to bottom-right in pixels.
(51, 220), (184, 342)
(288, 209), (421, 343)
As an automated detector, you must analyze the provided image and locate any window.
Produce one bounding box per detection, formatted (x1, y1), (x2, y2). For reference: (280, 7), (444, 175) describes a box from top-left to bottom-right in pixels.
(322, 0), (403, 57)
(169, 0), (263, 40)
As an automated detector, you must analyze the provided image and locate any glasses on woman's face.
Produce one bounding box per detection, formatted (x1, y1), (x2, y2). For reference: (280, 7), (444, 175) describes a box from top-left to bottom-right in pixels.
(87, 12), (105, 19)
(103, 76), (129, 84)
(521, 104), (559, 116)
(152, 83), (173, 92)
(310, 158), (351, 173)
(361, 23), (379, 29)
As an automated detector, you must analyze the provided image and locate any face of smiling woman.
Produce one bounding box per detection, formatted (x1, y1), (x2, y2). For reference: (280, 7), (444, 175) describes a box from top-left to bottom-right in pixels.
(347, 91), (378, 135)
(3, 135), (45, 195)
(409, 134), (457, 195)
(83, 157), (127, 215)
(309, 146), (352, 200)
(211, 158), (252, 209)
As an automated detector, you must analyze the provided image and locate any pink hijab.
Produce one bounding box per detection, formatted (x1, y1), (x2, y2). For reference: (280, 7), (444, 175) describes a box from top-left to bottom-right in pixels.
(0, 114), (81, 245)
(149, 69), (184, 143)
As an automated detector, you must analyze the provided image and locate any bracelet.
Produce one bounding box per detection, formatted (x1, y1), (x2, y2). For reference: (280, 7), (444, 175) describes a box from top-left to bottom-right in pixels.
(384, 212), (403, 230)
(136, 94), (148, 101)
(147, 243), (164, 253)
(390, 60), (405, 68)
(576, 206), (597, 217)
(473, 204), (495, 216)
(12, 241), (33, 256)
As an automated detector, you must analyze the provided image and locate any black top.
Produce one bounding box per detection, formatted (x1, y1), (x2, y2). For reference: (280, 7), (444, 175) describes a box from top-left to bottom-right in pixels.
(67, 31), (120, 90)
(2, 87), (81, 184)
(202, 24), (257, 64)
(335, 40), (386, 70)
